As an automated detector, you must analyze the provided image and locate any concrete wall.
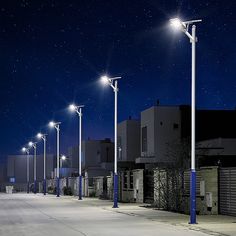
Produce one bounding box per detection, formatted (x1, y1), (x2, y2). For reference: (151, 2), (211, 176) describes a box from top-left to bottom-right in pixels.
(118, 120), (140, 162)
(120, 171), (134, 202)
(183, 166), (218, 215)
(140, 106), (181, 163)
(133, 169), (144, 203)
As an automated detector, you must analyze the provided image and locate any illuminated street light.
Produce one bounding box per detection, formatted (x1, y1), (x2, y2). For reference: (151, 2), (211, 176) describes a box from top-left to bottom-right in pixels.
(28, 141), (37, 194)
(61, 155), (66, 161)
(48, 121), (61, 197)
(68, 103), (84, 200)
(99, 74), (121, 208)
(60, 155), (67, 169)
(22, 147), (30, 194)
(37, 133), (47, 195)
(170, 17), (202, 224)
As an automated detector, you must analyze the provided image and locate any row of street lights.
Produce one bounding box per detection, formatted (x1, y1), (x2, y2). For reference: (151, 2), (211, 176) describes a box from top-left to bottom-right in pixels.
(21, 75), (120, 206)
(21, 17), (201, 223)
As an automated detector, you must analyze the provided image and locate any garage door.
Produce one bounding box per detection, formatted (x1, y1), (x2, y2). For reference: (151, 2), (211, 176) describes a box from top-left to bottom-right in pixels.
(219, 168), (236, 216)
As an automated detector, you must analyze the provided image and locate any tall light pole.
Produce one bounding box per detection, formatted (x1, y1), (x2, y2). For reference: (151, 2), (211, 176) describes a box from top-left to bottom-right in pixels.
(29, 141), (37, 194)
(169, 17), (202, 224)
(100, 75), (121, 208)
(69, 104), (84, 200)
(22, 147), (30, 193)
(37, 133), (47, 195)
(49, 121), (61, 197)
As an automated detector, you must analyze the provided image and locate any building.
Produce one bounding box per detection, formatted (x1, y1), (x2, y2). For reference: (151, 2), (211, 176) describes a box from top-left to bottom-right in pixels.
(136, 105), (182, 165)
(7, 154), (55, 184)
(118, 118), (140, 163)
(197, 138), (236, 167)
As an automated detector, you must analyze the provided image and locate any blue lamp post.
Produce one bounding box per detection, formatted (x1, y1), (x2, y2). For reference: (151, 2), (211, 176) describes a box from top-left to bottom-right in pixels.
(49, 121), (61, 197)
(29, 141), (37, 194)
(37, 133), (47, 195)
(69, 104), (84, 200)
(169, 17), (202, 224)
(22, 147), (30, 193)
(100, 75), (121, 208)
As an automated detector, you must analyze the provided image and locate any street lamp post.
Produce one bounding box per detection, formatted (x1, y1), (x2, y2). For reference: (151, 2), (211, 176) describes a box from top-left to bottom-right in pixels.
(170, 18), (202, 224)
(22, 147), (30, 193)
(49, 121), (61, 197)
(29, 141), (37, 194)
(37, 133), (47, 195)
(69, 104), (84, 200)
(100, 75), (121, 208)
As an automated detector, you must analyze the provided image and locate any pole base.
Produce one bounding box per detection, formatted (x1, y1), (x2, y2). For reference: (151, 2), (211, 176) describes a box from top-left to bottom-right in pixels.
(43, 179), (46, 195)
(113, 174), (119, 208)
(190, 169), (197, 224)
(34, 180), (37, 194)
(78, 175), (83, 200)
(56, 177), (60, 197)
(27, 182), (30, 194)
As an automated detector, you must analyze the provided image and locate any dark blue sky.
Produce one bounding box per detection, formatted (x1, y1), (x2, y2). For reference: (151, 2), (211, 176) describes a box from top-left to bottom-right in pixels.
(0, 0), (235, 159)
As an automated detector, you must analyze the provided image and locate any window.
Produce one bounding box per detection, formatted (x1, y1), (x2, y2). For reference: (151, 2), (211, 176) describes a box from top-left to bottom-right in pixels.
(142, 126), (147, 152)
(124, 171), (128, 189)
(130, 172), (133, 189)
(9, 177), (15, 183)
(173, 123), (179, 129)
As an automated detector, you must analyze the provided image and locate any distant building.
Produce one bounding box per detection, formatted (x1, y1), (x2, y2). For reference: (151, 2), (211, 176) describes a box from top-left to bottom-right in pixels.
(136, 105), (236, 166)
(68, 138), (114, 178)
(118, 118), (140, 163)
(136, 105), (182, 165)
(197, 138), (236, 167)
(7, 154), (55, 184)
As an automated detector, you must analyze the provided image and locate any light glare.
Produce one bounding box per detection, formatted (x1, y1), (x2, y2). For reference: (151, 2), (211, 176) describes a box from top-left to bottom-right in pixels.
(61, 155), (66, 160)
(69, 104), (76, 111)
(170, 18), (183, 29)
(49, 121), (55, 128)
(37, 133), (42, 139)
(101, 75), (109, 85)
(22, 147), (26, 152)
(28, 141), (33, 147)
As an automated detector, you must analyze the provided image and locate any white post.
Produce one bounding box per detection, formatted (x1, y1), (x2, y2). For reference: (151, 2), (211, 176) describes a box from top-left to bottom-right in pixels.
(34, 147), (36, 182)
(44, 138), (46, 180)
(56, 125), (60, 197)
(27, 151), (29, 193)
(34, 145), (37, 194)
(79, 108), (82, 176)
(191, 25), (196, 171)
(113, 80), (118, 208)
(114, 80), (118, 175)
(78, 107), (83, 200)
(57, 127), (60, 179)
(190, 24), (196, 224)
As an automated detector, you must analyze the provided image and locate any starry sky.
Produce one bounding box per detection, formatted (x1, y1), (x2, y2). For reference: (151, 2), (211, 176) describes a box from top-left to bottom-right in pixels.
(0, 0), (235, 160)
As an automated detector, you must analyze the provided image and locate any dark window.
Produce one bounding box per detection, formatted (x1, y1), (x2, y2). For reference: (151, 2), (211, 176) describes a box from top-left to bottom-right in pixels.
(173, 123), (179, 129)
(124, 172), (128, 189)
(130, 172), (133, 189)
(142, 126), (147, 152)
(160, 121), (163, 126)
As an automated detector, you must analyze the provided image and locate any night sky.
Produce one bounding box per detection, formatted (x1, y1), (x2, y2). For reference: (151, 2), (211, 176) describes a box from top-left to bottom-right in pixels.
(0, 0), (235, 160)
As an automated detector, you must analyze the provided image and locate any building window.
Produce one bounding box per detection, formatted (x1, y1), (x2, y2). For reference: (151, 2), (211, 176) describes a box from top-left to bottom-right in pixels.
(130, 172), (133, 189)
(124, 171), (128, 189)
(142, 126), (147, 152)
(9, 177), (15, 183)
(173, 123), (179, 129)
